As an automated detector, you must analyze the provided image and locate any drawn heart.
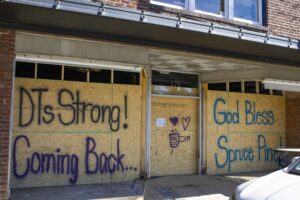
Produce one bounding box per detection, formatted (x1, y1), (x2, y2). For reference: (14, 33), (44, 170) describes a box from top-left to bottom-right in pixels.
(182, 116), (191, 131)
(169, 117), (179, 126)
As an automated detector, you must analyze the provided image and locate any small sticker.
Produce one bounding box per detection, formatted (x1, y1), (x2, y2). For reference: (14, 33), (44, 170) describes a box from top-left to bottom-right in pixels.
(156, 118), (166, 127)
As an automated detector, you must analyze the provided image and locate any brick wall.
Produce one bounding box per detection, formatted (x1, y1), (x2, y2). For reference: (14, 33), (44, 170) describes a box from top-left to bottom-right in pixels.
(94, 0), (149, 9)
(0, 28), (15, 200)
(286, 92), (300, 148)
(94, 0), (300, 40)
(267, 0), (300, 40)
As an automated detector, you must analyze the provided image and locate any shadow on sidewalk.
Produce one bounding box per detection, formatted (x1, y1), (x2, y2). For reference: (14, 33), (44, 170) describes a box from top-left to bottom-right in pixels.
(10, 180), (144, 200)
(144, 171), (273, 200)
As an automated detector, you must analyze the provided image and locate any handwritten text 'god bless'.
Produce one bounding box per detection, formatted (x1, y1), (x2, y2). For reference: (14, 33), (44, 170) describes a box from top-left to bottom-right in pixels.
(213, 98), (275, 126)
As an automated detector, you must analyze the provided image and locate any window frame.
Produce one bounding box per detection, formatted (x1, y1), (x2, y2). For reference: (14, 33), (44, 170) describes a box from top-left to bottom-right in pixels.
(194, 0), (228, 18)
(232, 0), (262, 25)
(150, 0), (263, 25)
(149, 0), (187, 9)
(15, 56), (142, 86)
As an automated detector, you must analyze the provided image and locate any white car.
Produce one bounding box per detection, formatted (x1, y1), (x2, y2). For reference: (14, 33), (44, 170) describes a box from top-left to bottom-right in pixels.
(232, 157), (300, 200)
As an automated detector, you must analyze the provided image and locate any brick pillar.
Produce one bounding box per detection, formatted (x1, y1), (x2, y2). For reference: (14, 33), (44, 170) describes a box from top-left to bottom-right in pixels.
(0, 28), (15, 200)
(286, 92), (300, 148)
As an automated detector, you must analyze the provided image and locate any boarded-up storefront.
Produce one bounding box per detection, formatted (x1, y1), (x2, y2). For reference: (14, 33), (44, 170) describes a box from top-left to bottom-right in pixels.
(206, 90), (286, 174)
(10, 59), (288, 188)
(11, 71), (142, 187)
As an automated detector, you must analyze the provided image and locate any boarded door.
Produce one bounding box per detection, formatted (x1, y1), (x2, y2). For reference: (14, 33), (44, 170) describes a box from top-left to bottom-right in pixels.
(151, 97), (198, 176)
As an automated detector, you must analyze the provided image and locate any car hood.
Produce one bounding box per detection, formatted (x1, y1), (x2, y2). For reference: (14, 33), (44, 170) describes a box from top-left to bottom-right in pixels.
(238, 169), (300, 200)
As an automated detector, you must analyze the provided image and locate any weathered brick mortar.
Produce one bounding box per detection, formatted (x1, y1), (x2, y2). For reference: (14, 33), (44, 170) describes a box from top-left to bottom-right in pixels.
(0, 28), (15, 200)
(267, 0), (300, 40)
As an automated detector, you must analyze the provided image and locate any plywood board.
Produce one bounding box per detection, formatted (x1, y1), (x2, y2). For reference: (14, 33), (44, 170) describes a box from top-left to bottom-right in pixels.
(151, 97), (198, 176)
(11, 78), (142, 188)
(206, 91), (285, 174)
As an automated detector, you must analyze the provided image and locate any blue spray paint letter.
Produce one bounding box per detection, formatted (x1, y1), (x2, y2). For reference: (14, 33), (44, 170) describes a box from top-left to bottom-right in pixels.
(214, 98), (239, 125)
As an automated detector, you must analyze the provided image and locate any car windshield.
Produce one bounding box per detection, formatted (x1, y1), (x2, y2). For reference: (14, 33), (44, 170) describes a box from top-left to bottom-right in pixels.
(287, 159), (300, 175)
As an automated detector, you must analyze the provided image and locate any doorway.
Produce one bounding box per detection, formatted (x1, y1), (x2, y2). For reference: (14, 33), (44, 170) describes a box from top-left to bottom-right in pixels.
(150, 70), (199, 176)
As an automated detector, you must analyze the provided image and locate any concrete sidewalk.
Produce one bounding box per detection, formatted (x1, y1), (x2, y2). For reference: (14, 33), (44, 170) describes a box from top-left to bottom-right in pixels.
(10, 180), (144, 200)
(144, 171), (273, 200)
(10, 171), (272, 200)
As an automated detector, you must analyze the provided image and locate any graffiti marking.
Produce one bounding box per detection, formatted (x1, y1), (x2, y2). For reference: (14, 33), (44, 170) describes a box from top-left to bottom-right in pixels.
(169, 117), (179, 126)
(12, 135), (136, 184)
(18, 87), (130, 131)
(182, 116), (191, 131)
(169, 130), (190, 148)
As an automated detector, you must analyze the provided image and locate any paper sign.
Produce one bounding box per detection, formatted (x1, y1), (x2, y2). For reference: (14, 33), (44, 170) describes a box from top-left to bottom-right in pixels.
(156, 118), (166, 127)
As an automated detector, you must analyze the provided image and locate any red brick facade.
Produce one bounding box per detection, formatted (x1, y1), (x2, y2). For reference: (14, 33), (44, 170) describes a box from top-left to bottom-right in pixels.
(98, 0), (148, 9)
(96, 0), (147, 9)
(286, 92), (300, 148)
(267, 0), (300, 40)
(0, 28), (15, 200)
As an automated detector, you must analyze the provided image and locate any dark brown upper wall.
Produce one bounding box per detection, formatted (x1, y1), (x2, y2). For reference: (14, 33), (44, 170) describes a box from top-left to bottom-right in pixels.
(95, 0), (300, 40)
(286, 92), (300, 148)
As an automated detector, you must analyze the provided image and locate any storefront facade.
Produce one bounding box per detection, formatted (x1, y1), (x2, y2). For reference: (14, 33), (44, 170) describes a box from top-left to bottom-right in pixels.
(0, 0), (300, 199)
(6, 31), (289, 188)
